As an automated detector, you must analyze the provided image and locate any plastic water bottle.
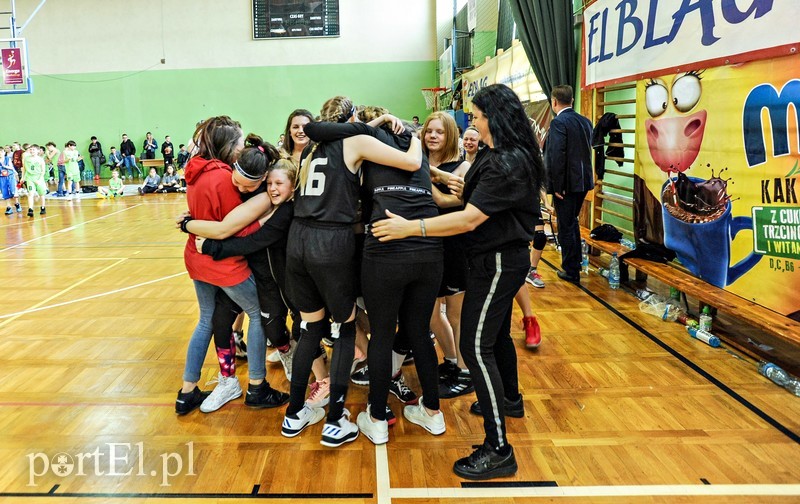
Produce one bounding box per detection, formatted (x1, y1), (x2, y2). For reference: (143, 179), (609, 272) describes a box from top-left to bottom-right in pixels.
(699, 306), (713, 332)
(598, 268), (610, 278)
(669, 287), (681, 302)
(581, 240), (589, 275)
(608, 253), (620, 289)
(620, 238), (637, 250)
(635, 288), (654, 300)
(686, 326), (720, 347)
(758, 362), (800, 396)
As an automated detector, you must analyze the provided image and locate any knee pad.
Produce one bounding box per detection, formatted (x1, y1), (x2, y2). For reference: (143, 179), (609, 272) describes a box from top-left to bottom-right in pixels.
(532, 230), (546, 251)
(264, 317), (289, 347)
(335, 320), (356, 342)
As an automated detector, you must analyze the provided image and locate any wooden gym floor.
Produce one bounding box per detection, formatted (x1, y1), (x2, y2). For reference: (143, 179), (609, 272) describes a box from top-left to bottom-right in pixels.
(0, 192), (799, 503)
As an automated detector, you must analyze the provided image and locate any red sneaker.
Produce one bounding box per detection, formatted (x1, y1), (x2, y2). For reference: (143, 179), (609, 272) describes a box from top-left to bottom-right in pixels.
(523, 316), (541, 348)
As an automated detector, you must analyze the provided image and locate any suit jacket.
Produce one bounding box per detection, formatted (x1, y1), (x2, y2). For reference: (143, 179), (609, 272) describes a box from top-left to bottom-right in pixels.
(544, 108), (594, 195)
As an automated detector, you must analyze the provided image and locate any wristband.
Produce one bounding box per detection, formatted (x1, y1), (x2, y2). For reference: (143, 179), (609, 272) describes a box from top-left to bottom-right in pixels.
(419, 219), (427, 237)
(180, 216), (193, 233)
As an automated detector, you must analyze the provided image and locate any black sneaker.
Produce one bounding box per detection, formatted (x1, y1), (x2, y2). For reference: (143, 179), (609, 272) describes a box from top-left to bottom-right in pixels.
(244, 381), (289, 409)
(439, 373), (475, 399)
(389, 373), (418, 404)
(175, 386), (210, 415)
(351, 365), (369, 386)
(40, 206), (46, 215)
(438, 360), (460, 383)
(27, 208), (33, 217)
(470, 394), (525, 418)
(385, 406), (396, 427)
(453, 442), (517, 480)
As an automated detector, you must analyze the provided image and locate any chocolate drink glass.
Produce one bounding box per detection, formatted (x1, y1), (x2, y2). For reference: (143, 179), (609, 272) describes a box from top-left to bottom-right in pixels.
(661, 176), (761, 287)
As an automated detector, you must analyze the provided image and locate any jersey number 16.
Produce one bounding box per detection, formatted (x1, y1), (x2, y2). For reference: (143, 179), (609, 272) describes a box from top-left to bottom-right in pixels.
(300, 157), (327, 197)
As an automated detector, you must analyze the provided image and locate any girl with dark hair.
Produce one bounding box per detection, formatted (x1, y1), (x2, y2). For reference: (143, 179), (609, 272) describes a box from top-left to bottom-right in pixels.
(281, 109), (315, 168)
(176, 120), (288, 415)
(185, 149), (302, 406)
(373, 84), (543, 480)
(280, 96), (423, 448)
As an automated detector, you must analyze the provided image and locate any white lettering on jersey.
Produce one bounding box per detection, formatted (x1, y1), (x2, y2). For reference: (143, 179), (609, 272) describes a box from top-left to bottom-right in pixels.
(301, 157), (327, 196)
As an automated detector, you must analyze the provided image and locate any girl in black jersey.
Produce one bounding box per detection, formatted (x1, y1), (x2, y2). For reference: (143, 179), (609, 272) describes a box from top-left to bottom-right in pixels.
(373, 84), (544, 480)
(421, 112), (473, 398)
(305, 107), (446, 445)
(281, 96), (423, 448)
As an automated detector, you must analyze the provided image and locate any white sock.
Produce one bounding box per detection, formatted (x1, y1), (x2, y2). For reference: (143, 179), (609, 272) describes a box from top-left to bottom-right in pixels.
(391, 351), (405, 376)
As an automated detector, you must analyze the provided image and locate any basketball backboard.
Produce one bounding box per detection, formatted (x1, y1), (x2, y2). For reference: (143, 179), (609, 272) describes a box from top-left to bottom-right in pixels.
(0, 38), (32, 94)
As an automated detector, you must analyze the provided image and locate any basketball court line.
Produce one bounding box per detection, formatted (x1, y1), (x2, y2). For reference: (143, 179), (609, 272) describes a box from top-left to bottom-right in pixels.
(0, 205), (141, 253)
(0, 271), (187, 320)
(375, 445), (391, 504)
(385, 484), (800, 499)
(0, 214), (60, 227)
(0, 257), (127, 327)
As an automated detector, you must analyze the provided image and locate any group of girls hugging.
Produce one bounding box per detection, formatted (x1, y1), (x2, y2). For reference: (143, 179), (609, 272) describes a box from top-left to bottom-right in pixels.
(175, 83), (544, 480)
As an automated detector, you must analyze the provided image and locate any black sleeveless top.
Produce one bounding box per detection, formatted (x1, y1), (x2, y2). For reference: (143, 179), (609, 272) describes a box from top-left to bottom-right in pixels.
(293, 123), (360, 226)
(303, 121), (441, 261)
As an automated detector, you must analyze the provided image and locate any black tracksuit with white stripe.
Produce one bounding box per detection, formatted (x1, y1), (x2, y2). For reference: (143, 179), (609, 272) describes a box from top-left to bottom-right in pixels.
(460, 146), (538, 450)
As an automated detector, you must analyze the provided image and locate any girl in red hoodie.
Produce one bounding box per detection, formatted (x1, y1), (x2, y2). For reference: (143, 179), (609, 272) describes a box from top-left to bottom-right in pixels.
(176, 116), (288, 415)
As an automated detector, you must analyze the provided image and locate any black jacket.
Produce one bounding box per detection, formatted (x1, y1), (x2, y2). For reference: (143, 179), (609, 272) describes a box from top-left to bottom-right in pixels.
(120, 139), (136, 157)
(591, 112), (624, 180)
(544, 108), (593, 195)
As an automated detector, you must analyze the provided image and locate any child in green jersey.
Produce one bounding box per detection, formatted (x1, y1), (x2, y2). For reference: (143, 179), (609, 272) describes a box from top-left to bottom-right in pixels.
(22, 145), (47, 216)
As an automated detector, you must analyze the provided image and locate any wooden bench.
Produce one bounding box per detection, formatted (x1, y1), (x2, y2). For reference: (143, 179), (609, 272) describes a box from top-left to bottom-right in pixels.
(141, 158), (164, 175)
(580, 226), (800, 375)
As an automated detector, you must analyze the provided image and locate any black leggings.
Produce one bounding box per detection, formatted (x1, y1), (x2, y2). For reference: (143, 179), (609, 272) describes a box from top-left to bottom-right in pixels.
(361, 256), (443, 421)
(211, 272), (293, 350)
(287, 318), (353, 423)
(460, 247), (528, 450)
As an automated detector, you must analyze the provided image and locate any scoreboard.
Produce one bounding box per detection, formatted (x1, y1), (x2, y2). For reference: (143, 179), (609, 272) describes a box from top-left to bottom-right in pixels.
(253, 0), (340, 39)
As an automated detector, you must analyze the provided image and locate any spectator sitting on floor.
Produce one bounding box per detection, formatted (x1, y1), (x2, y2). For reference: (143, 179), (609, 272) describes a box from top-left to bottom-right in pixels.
(98, 169), (125, 198)
(138, 167), (161, 194)
(157, 165), (184, 193)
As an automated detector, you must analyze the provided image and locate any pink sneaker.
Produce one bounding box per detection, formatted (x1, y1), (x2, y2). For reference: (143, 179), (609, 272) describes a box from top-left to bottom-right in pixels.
(306, 378), (330, 408)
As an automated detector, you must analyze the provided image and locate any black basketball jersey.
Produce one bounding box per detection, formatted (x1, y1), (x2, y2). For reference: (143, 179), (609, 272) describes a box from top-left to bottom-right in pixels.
(293, 136), (360, 225)
(433, 159), (464, 215)
(361, 135), (440, 260)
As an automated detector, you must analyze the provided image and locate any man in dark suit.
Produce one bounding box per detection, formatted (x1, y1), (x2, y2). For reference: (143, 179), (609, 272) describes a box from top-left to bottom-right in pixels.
(544, 85), (593, 283)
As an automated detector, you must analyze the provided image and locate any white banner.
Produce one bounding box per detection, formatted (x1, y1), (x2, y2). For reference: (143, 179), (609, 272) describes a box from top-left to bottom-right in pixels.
(582, 0), (800, 88)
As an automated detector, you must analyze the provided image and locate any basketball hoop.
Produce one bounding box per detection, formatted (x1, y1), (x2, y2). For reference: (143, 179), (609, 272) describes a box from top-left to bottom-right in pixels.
(421, 87), (452, 111)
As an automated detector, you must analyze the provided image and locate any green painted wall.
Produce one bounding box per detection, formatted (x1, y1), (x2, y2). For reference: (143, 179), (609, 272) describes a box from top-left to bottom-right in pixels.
(5, 60), (436, 161)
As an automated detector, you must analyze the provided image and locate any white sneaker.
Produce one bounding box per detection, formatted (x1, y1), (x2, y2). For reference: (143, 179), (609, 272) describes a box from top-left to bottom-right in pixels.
(277, 341), (295, 381)
(357, 405), (389, 445)
(306, 378), (330, 408)
(200, 374), (242, 413)
(267, 350), (281, 363)
(403, 397), (446, 435)
(320, 409), (359, 447)
(281, 404), (325, 438)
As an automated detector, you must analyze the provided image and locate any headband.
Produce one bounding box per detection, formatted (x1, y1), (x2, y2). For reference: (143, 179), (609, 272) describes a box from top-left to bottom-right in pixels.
(233, 161), (261, 181)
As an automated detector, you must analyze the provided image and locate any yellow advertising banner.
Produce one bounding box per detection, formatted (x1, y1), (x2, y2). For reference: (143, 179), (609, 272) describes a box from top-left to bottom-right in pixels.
(634, 54), (800, 317)
(462, 43), (544, 113)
